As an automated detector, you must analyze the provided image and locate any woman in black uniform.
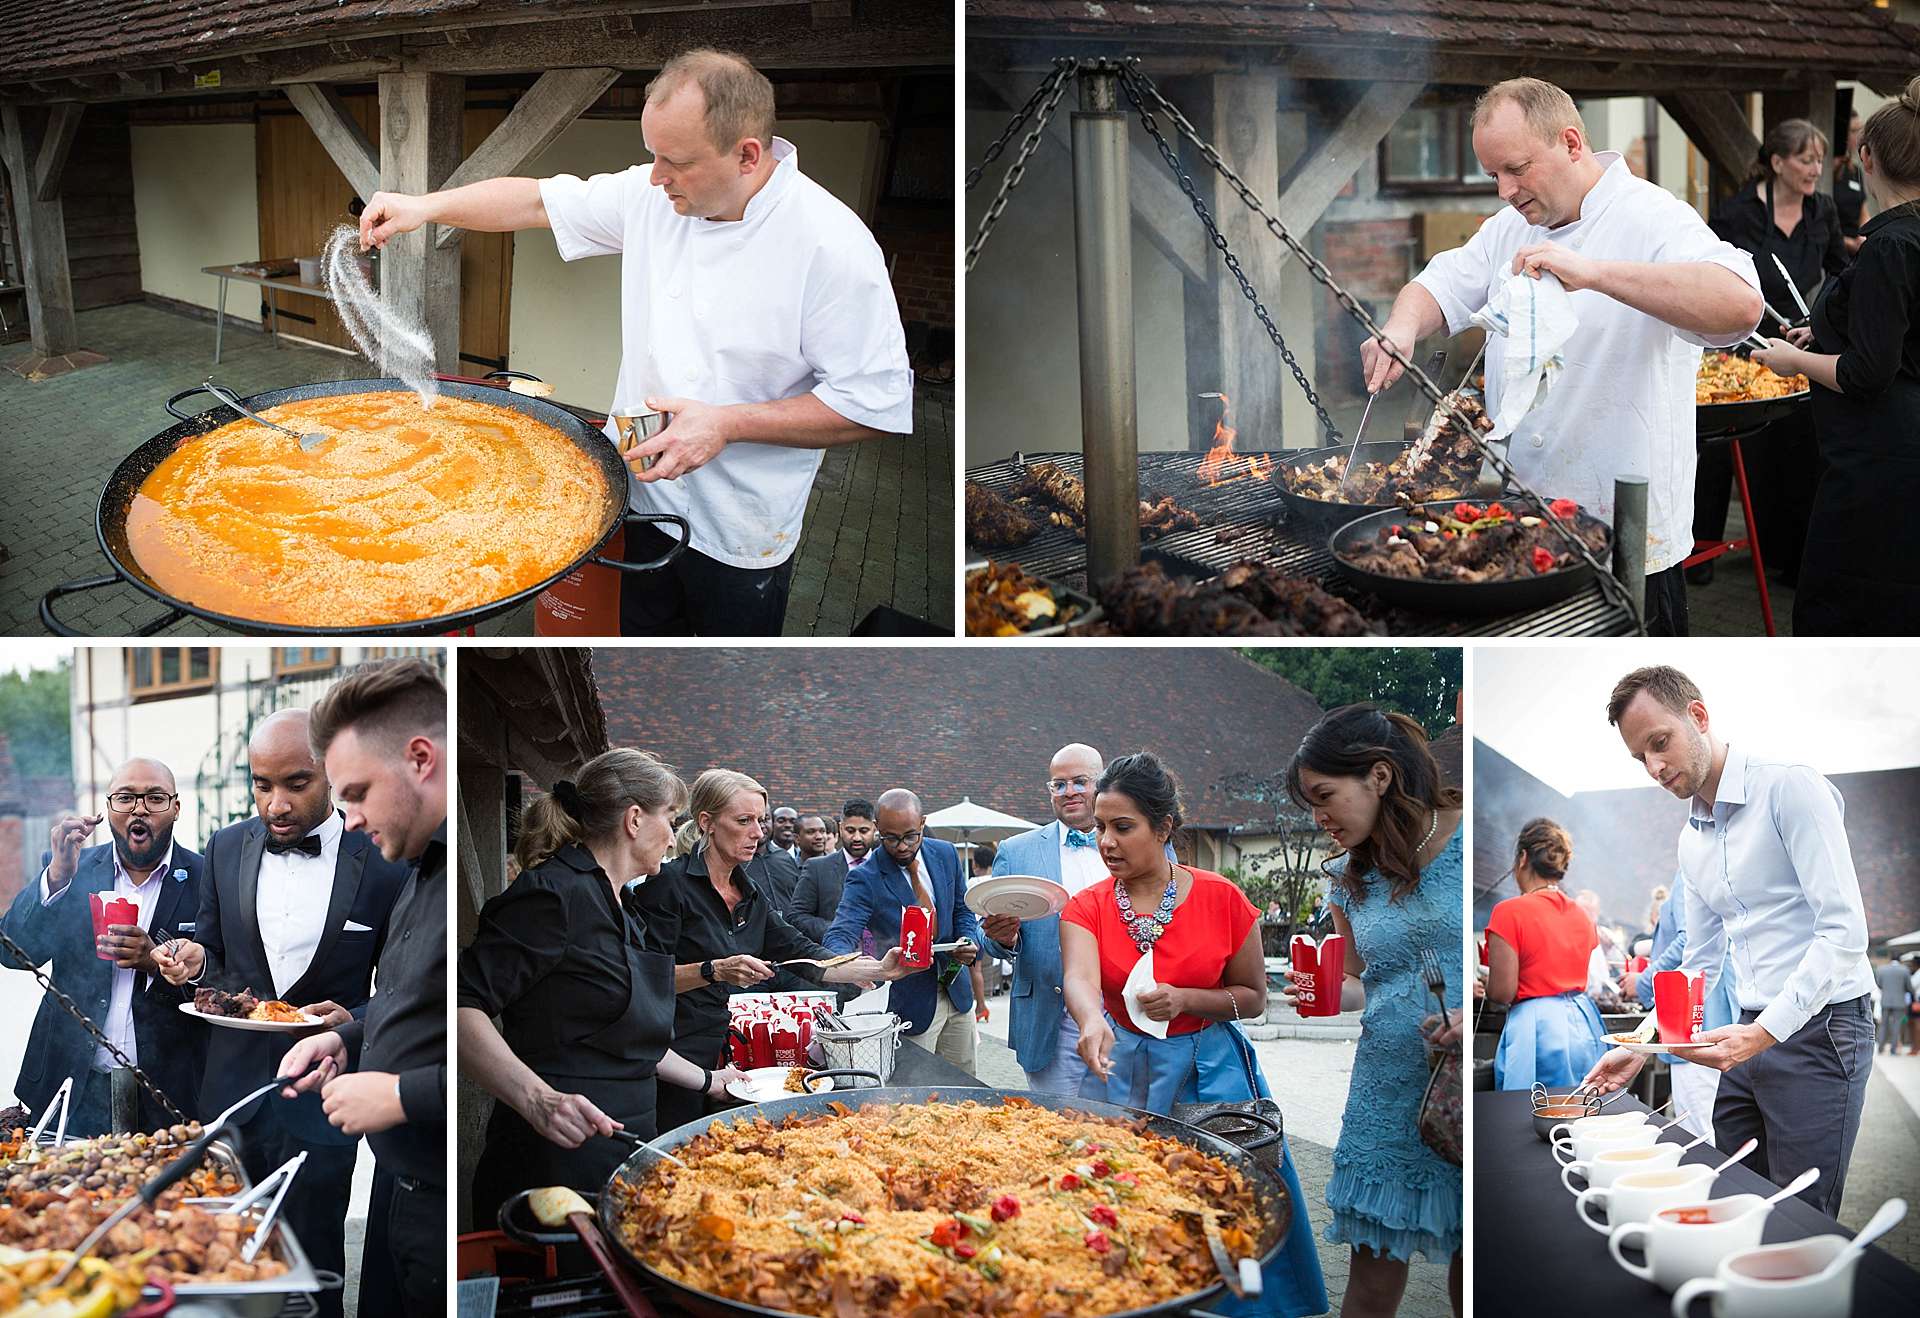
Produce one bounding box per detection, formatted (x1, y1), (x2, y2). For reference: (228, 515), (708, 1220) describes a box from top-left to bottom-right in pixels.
(1837, 112), (1869, 260)
(632, 768), (904, 1133)
(1696, 118), (1848, 587)
(457, 749), (745, 1225)
(1755, 79), (1920, 633)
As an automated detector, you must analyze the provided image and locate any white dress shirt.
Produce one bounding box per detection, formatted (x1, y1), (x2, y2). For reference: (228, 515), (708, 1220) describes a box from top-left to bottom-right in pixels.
(256, 811), (343, 998)
(1678, 743), (1874, 1044)
(43, 843), (173, 1069)
(1413, 152), (1762, 574)
(539, 138), (914, 569)
(1056, 825), (1108, 896)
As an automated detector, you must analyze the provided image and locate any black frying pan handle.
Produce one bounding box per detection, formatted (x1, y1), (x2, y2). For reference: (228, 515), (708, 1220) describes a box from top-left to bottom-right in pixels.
(806, 1069), (882, 1090)
(496, 1189), (578, 1247)
(592, 513), (691, 573)
(40, 576), (185, 637)
(165, 385), (221, 422)
(1189, 1108), (1282, 1154)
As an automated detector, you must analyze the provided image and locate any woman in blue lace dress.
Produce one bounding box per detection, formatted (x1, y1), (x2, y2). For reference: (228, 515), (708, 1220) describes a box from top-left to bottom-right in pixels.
(1284, 705), (1464, 1318)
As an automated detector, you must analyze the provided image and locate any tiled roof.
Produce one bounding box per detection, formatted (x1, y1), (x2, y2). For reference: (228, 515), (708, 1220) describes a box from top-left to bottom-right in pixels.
(966, 0), (1920, 78)
(591, 647), (1333, 831)
(1472, 738), (1920, 943)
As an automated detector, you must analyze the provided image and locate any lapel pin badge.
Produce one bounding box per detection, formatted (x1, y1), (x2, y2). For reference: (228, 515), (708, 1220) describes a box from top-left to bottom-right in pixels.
(172, 868), (188, 884)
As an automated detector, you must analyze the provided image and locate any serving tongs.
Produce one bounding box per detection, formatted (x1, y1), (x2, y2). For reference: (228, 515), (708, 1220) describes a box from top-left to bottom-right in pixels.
(182, 1150), (305, 1263)
(202, 379), (330, 452)
(778, 951), (860, 969)
(24, 1076), (75, 1154)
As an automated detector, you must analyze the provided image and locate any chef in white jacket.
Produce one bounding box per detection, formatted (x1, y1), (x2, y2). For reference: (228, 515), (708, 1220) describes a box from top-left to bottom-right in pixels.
(1361, 77), (1763, 635)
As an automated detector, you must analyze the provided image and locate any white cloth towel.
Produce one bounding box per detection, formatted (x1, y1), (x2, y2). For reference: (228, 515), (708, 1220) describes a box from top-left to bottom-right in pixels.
(1470, 270), (1579, 441)
(1121, 949), (1169, 1040)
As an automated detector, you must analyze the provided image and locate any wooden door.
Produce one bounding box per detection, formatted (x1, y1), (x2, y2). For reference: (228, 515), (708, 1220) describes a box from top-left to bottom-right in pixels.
(255, 94), (513, 370)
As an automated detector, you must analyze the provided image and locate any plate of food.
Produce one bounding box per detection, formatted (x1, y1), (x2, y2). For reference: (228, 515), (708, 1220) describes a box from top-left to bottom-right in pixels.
(965, 560), (1099, 636)
(1331, 497), (1613, 615)
(726, 1067), (829, 1103)
(1602, 1034), (1714, 1055)
(181, 987), (324, 1032)
(966, 874), (1070, 920)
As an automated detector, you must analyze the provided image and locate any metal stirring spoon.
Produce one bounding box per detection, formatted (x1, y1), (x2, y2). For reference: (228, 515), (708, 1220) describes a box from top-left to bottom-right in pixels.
(202, 380), (329, 452)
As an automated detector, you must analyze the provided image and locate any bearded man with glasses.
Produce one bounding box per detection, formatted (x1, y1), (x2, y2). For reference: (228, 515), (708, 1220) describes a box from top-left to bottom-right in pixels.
(2, 758), (207, 1135)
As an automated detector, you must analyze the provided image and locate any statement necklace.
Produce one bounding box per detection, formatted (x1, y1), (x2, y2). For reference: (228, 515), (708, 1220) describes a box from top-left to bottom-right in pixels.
(1114, 865), (1180, 953)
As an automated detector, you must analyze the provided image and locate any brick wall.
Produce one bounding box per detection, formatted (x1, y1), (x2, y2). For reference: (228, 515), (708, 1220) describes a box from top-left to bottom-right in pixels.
(873, 206), (952, 331)
(0, 817), (20, 908)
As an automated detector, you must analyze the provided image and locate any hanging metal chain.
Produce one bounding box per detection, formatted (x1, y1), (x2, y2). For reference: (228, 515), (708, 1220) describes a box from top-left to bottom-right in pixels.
(965, 58), (1078, 275)
(0, 923), (189, 1125)
(1118, 65), (1342, 445)
(1118, 60), (1643, 632)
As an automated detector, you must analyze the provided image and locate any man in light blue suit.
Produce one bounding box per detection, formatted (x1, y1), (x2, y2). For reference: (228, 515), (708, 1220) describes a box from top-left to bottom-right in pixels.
(824, 789), (982, 1072)
(979, 743), (1117, 1096)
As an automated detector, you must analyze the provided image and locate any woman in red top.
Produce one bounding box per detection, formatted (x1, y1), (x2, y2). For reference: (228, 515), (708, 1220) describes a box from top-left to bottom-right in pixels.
(1485, 818), (1607, 1089)
(1060, 751), (1328, 1317)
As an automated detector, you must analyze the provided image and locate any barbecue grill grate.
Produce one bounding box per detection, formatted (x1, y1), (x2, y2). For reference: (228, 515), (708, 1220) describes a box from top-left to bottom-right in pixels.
(969, 453), (1635, 637)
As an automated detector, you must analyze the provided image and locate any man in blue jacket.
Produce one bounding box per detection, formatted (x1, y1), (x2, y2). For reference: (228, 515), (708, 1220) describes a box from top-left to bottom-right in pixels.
(978, 743), (1111, 1095)
(823, 788), (981, 1072)
(3, 757), (205, 1135)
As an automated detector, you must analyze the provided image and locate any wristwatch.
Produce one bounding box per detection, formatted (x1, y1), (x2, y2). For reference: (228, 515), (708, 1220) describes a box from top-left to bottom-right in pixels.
(700, 959), (717, 984)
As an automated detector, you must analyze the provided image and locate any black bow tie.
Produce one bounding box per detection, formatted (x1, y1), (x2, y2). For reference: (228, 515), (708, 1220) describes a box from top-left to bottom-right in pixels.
(266, 832), (324, 858)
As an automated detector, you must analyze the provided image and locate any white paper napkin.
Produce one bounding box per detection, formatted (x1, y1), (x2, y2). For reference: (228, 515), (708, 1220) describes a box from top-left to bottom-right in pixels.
(1469, 269), (1578, 441)
(1121, 949), (1169, 1039)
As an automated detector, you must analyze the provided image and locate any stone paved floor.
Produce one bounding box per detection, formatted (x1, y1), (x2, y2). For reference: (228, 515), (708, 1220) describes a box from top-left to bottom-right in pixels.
(0, 302), (953, 637)
(976, 993), (1454, 1316)
(1839, 1053), (1920, 1271)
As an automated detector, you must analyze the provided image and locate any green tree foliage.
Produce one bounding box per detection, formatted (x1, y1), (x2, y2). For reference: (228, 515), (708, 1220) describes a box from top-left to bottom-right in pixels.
(1238, 647), (1462, 733)
(0, 661), (73, 777)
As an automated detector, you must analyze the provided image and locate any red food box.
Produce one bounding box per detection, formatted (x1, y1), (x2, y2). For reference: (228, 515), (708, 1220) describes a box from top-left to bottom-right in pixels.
(1652, 970), (1706, 1044)
(1291, 933), (1347, 1017)
(771, 1017), (803, 1068)
(900, 905), (933, 970)
(90, 894), (139, 960)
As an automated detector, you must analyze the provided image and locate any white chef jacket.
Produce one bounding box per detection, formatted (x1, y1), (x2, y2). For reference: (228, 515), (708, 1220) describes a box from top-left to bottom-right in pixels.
(1677, 743), (1873, 1044)
(43, 843), (173, 1070)
(1413, 153), (1762, 574)
(539, 139), (914, 569)
(256, 811), (343, 997)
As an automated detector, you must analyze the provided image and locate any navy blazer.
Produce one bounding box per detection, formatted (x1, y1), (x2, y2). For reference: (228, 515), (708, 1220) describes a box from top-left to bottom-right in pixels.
(2, 841), (207, 1122)
(822, 837), (979, 1034)
(194, 815), (410, 1118)
(788, 850), (851, 942)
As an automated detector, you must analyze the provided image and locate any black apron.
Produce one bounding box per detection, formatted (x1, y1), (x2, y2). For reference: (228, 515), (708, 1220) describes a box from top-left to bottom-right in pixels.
(469, 934), (676, 1227)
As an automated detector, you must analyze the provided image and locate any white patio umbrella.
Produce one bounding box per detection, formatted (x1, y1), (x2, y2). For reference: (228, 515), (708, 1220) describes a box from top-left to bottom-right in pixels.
(1886, 929), (1920, 948)
(923, 797), (1040, 872)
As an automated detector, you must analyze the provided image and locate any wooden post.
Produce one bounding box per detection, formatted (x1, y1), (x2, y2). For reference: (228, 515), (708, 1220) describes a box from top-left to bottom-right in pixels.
(378, 72), (464, 375)
(1211, 70), (1286, 450)
(0, 104), (106, 377)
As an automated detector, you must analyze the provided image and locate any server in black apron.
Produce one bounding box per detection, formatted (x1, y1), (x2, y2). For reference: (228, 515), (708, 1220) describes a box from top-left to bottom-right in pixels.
(629, 768), (902, 1134)
(457, 750), (741, 1226)
(1755, 82), (1920, 633)
(1699, 118), (1847, 588)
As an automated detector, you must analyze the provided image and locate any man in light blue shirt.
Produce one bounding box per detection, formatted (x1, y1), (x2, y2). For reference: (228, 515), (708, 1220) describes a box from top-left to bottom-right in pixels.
(1583, 666), (1874, 1215)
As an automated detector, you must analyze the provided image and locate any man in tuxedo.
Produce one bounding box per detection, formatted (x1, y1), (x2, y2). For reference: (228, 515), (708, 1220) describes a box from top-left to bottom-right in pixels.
(796, 814), (834, 862)
(155, 709), (409, 1318)
(280, 658), (448, 1313)
(980, 743), (1111, 1096)
(787, 799), (874, 941)
(823, 789), (982, 1071)
(2, 758), (205, 1135)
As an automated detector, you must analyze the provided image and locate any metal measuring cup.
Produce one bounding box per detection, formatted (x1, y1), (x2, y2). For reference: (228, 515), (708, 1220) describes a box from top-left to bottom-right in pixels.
(612, 409), (669, 472)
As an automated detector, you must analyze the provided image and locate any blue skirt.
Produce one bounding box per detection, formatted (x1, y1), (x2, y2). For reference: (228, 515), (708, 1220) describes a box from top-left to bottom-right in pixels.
(1494, 991), (1608, 1090)
(1080, 1018), (1330, 1317)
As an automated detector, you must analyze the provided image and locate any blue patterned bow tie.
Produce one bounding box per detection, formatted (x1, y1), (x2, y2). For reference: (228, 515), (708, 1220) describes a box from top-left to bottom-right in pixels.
(1065, 829), (1095, 849)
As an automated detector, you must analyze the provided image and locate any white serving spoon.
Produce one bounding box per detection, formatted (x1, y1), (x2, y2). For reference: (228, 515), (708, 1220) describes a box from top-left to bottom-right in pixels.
(1815, 1197), (1907, 1278)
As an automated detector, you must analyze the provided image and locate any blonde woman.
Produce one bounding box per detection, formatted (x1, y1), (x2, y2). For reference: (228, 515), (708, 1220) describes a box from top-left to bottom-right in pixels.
(458, 750), (746, 1225)
(629, 768), (905, 1131)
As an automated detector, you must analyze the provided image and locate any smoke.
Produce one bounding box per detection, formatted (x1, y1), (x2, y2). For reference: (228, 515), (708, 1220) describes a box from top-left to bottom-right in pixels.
(322, 225), (440, 409)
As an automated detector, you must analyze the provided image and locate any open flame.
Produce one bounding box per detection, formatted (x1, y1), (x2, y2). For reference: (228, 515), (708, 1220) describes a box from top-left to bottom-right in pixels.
(1196, 392), (1271, 486)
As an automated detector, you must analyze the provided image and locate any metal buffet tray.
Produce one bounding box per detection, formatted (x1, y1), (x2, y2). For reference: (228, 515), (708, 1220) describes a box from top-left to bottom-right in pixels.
(964, 559), (1103, 636)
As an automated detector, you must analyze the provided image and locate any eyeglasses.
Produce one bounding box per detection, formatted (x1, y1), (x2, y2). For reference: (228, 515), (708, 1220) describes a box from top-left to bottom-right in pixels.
(1047, 776), (1095, 795)
(877, 830), (923, 848)
(107, 790), (178, 813)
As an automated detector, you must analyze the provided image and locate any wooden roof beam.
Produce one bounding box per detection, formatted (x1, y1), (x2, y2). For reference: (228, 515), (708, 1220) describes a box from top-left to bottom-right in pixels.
(1659, 91), (1760, 186)
(284, 81), (381, 203)
(434, 65), (621, 248)
(31, 101), (84, 201)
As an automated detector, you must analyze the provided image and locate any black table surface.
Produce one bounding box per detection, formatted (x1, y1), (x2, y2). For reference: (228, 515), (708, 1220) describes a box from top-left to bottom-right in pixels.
(1474, 1090), (1916, 1317)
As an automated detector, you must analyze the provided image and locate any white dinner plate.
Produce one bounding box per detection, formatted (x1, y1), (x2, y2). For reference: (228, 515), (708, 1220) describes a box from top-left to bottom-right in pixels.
(1603, 1033), (1713, 1055)
(726, 1067), (827, 1103)
(967, 874), (1070, 920)
(178, 1001), (325, 1032)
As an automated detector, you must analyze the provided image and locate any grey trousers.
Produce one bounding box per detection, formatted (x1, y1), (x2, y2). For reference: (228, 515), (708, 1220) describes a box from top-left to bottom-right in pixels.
(1713, 995), (1872, 1218)
(1879, 1007), (1906, 1051)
